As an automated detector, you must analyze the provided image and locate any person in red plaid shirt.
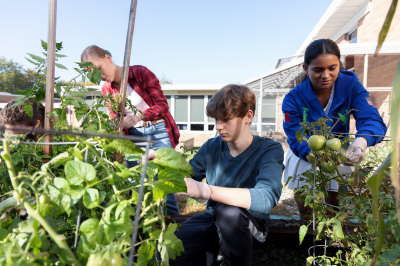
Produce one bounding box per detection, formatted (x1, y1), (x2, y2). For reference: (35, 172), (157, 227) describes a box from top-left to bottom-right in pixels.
(81, 45), (181, 214)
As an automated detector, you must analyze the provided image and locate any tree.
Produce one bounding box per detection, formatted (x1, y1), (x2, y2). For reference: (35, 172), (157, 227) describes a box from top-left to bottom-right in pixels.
(158, 74), (173, 85)
(0, 57), (35, 93)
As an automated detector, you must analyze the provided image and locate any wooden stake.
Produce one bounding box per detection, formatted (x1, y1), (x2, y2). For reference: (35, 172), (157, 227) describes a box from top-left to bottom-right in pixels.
(119, 0), (138, 133)
(115, 0), (138, 162)
(44, 0), (57, 157)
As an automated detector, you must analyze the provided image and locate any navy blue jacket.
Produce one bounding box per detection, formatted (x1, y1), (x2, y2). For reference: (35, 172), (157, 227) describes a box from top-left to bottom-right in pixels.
(282, 70), (387, 161)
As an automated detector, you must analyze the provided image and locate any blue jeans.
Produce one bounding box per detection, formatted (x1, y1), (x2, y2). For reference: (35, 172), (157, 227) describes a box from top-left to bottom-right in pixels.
(127, 122), (180, 215)
(128, 122), (172, 150)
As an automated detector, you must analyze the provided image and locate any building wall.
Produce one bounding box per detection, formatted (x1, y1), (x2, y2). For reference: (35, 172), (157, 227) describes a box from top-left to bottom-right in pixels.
(358, 0), (400, 43)
(335, 33), (349, 44)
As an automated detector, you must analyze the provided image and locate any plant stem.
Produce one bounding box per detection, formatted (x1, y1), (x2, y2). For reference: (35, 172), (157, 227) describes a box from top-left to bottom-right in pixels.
(1, 139), (80, 265)
(87, 176), (112, 188)
(335, 166), (357, 196)
(85, 142), (120, 200)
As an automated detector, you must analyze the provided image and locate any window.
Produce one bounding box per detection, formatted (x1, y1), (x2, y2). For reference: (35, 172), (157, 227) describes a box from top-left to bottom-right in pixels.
(166, 96), (171, 108)
(261, 94), (277, 135)
(348, 28), (357, 43)
(190, 96), (204, 122)
(250, 98), (258, 132)
(175, 96), (188, 130)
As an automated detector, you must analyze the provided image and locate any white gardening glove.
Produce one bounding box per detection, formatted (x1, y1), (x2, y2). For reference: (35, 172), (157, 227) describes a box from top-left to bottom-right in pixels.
(123, 114), (141, 129)
(178, 178), (211, 202)
(345, 137), (368, 164)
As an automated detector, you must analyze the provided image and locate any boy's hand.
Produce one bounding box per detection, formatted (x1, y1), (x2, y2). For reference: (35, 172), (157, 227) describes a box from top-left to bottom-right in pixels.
(179, 178), (211, 201)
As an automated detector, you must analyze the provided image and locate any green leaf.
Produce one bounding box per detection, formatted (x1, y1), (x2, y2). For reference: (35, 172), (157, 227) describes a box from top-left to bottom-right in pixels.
(68, 147), (83, 161)
(0, 197), (17, 212)
(375, 0), (398, 55)
(367, 170), (386, 266)
(113, 161), (139, 179)
(138, 241), (155, 261)
(27, 53), (45, 63)
(109, 139), (144, 155)
(388, 210), (400, 241)
(150, 168), (187, 202)
(160, 223), (184, 261)
(56, 41), (63, 51)
(65, 160), (96, 186)
(55, 63), (68, 70)
(23, 104), (33, 118)
(332, 223), (344, 240)
(41, 151), (73, 171)
(55, 53), (67, 58)
(82, 75), (86, 83)
(25, 57), (40, 66)
(299, 224), (308, 245)
(41, 40), (47, 50)
(151, 148), (193, 176)
(83, 188), (99, 209)
(0, 228), (8, 241)
(115, 200), (134, 220)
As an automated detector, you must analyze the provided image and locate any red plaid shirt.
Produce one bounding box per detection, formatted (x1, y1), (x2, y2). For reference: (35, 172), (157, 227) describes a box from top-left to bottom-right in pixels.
(101, 65), (180, 148)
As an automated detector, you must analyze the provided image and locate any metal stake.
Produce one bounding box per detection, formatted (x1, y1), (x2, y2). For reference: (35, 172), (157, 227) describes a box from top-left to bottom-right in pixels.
(128, 135), (152, 266)
(313, 155), (316, 265)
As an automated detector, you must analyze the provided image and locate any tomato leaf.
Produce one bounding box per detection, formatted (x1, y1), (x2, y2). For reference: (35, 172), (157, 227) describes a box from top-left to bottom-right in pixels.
(151, 148), (193, 176)
(149, 168), (187, 203)
(83, 188), (100, 209)
(65, 161), (96, 186)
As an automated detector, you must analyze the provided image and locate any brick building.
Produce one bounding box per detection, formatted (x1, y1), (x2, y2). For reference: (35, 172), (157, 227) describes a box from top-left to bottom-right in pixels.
(244, 0), (400, 139)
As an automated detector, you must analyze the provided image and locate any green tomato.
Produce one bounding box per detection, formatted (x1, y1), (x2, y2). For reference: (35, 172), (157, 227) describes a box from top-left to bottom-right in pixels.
(39, 194), (50, 204)
(109, 253), (123, 266)
(87, 254), (108, 266)
(326, 138), (341, 151)
(321, 161), (335, 173)
(308, 135), (326, 151)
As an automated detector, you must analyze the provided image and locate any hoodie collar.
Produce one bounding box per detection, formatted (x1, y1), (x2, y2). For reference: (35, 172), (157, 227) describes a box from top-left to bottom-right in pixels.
(300, 70), (355, 111)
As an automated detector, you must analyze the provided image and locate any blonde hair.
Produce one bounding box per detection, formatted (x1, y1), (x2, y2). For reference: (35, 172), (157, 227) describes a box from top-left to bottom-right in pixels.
(81, 45), (112, 63)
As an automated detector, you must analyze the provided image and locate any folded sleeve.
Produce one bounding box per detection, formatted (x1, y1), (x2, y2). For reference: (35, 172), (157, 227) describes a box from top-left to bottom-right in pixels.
(351, 81), (387, 146)
(248, 142), (284, 215)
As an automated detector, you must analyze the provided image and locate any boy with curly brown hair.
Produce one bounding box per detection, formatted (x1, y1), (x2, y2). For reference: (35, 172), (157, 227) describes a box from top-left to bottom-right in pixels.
(172, 84), (284, 266)
(0, 100), (44, 141)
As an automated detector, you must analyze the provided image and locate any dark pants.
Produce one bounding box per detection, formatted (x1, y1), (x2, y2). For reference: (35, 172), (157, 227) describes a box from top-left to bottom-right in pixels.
(126, 159), (180, 215)
(170, 204), (267, 266)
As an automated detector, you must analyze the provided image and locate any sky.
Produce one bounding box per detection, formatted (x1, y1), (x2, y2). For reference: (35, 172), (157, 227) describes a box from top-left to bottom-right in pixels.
(0, 0), (333, 85)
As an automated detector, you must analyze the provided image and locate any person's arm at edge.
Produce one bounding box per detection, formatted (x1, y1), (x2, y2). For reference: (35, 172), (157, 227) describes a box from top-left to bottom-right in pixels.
(282, 94), (311, 161)
(351, 81), (387, 146)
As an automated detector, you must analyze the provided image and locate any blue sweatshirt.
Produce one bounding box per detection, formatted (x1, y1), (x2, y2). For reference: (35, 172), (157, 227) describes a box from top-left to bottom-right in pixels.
(282, 70), (387, 161)
(189, 135), (284, 223)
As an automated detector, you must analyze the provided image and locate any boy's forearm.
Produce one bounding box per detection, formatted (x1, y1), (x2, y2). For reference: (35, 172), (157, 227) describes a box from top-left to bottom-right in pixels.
(209, 186), (251, 209)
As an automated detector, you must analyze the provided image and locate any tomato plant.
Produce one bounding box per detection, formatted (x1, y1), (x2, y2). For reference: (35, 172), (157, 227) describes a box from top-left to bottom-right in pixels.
(288, 117), (399, 265)
(0, 41), (189, 265)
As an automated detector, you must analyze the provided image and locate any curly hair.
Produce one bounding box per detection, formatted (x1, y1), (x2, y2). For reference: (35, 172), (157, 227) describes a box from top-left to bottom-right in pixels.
(206, 84), (256, 122)
(0, 100), (45, 127)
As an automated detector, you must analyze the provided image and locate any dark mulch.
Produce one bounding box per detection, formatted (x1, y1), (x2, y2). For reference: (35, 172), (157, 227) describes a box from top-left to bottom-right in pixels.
(251, 233), (341, 266)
